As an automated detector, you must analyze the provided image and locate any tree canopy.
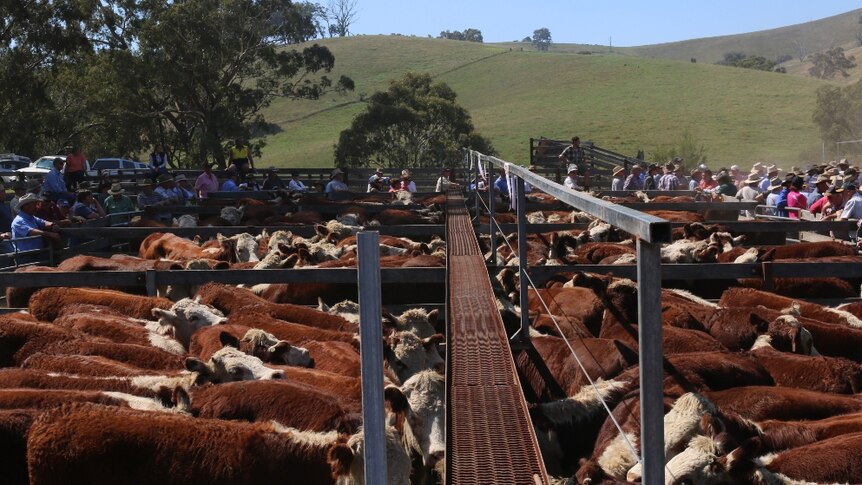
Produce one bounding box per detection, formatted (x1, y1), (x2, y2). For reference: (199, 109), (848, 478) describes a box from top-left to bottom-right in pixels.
(718, 52), (784, 73)
(438, 28), (483, 43)
(532, 28), (552, 51)
(0, 0), (353, 167)
(333, 72), (494, 169)
(812, 80), (862, 143)
(809, 47), (857, 80)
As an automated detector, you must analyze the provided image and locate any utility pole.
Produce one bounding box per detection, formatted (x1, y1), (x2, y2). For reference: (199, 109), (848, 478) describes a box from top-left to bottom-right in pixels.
(609, 36), (613, 53)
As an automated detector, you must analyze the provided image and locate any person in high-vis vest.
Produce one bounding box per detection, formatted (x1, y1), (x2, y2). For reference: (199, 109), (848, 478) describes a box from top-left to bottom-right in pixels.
(228, 138), (255, 179)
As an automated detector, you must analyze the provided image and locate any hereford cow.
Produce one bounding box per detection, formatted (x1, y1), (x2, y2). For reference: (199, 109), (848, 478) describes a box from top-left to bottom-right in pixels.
(0, 388), (189, 414)
(189, 325), (311, 367)
(53, 304), (184, 355)
(189, 380), (360, 433)
(151, 297), (228, 348)
(26, 403), (413, 485)
(139, 232), (237, 262)
(196, 283), (356, 332)
(28, 287), (172, 321)
(720, 287), (862, 328)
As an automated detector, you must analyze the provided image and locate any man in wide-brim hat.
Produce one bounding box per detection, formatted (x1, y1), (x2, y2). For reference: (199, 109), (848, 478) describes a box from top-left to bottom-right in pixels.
(11, 192), (61, 260)
(104, 182), (135, 215)
(737, 172), (763, 202)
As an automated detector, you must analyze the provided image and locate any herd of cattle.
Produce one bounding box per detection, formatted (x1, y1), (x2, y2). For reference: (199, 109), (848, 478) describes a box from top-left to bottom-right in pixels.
(2, 189), (862, 483)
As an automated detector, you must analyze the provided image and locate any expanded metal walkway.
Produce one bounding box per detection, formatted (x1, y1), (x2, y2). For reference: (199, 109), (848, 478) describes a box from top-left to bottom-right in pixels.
(445, 192), (549, 485)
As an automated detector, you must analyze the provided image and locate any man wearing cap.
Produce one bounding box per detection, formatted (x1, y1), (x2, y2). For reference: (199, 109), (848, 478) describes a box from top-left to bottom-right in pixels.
(42, 157), (76, 205)
(564, 165), (580, 190)
(367, 168), (386, 193)
(12, 193), (61, 261)
(839, 183), (862, 221)
(263, 168), (287, 191)
(810, 186), (844, 219)
(104, 183), (135, 214)
(136, 179), (164, 209)
(623, 165), (643, 191)
(71, 189), (106, 220)
(195, 163), (219, 199)
(326, 168), (349, 198)
(610, 166), (625, 191)
(559, 137), (589, 188)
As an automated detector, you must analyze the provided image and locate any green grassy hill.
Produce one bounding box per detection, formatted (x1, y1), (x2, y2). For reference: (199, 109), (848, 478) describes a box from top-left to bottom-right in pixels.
(258, 35), (830, 170)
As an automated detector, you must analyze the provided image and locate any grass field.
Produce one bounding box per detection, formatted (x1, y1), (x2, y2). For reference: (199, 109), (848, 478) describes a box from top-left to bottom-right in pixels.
(258, 35), (835, 170)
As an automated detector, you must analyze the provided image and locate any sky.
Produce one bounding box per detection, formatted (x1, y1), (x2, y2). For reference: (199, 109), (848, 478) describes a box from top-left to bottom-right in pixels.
(350, 1), (862, 46)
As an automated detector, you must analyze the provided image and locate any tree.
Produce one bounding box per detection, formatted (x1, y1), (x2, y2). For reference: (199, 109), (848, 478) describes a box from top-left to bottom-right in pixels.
(522, 36), (531, 43)
(648, 129), (708, 167)
(333, 72), (494, 168)
(812, 83), (862, 143)
(532, 28), (552, 51)
(809, 47), (857, 79)
(718, 52), (782, 73)
(438, 28), (482, 43)
(327, 0), (358, 37)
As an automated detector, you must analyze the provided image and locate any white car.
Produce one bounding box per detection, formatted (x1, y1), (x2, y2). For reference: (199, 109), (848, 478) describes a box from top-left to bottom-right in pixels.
(17, 155), (92, 177)
(89, 158), (151, 177)
(0, 155), (30, 183)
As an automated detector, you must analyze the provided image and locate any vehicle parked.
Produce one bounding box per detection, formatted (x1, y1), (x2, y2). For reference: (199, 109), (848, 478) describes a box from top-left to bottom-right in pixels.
(89, 158), (151, 177)
(0, 154), (31, 183)
(16, 156), (61, 177)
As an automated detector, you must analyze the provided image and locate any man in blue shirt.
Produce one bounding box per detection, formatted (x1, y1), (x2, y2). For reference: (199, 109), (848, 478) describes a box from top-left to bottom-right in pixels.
(325, 169), (349, 199)
(493, 169), (509, 199)
(42, 158), (76, 205)
(11, 193), (61, 262)
(221, 172), (239, 192)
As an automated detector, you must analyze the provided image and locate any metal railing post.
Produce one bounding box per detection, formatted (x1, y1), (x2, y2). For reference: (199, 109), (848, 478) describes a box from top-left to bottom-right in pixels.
(356, 231), (387, 485)
(487, 164), (496, 265)
(473, 152), (480, 222)
(145, 269), (157, 297)
(516, 177), (530, 342)
(637, 239), (664, 485)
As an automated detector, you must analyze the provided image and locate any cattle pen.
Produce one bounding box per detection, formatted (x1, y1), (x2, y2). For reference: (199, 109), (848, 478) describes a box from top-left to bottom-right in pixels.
(1, 153), (862, 484)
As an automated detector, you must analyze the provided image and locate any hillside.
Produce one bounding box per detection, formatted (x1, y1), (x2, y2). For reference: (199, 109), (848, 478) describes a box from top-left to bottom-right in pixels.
(258, 35), (828, 169)
(619, 9), (862, 65)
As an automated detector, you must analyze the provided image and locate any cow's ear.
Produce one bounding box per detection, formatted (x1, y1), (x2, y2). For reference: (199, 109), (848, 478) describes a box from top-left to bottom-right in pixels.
(317, 297), (330, 312)
(382, 311), (399, 331)
(184, 357), (210, 376)
(315, 224), (330, 237)
(419, 242), (430, 254)
(726, 437), (761, 474)
(152, 308), (175, 320)
(219, 331), (240, 349)
(268, 341), (292, 360)
(423, 333), (445, 348)
(427, 309), (441, 332)
(384, 385), (409, 414)
(283, 253), (299, 268)
(173, 386), (191, 412)
(749, 313), (770, 333)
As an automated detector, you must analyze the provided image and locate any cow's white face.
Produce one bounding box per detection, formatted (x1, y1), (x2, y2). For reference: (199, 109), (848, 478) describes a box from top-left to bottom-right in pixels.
(400, 370), (446, 467)
(240, 329), (311, 367)
(152, 297), (227, 347)
(176, 214), (197, 227)
(185, 346), (284, 382)
(234, 233), (259, 262)
(395, 308), (438, 339)
(220, 206), (243, 226)
(386, 331), (445, 383)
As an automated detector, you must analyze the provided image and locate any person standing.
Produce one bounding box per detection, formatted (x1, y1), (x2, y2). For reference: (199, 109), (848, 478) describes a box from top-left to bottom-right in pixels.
(103, 183), (135, 214)
(228, 138), (254, 178)
(195, 163), (219, 199)
(610, 166), (625, 190)
(64, 146), (87, 190)
(643, 164), (660, 191)
(623, 165), (643, 190)
(559, 136), (588, 188)
(149, 144), (169, 181)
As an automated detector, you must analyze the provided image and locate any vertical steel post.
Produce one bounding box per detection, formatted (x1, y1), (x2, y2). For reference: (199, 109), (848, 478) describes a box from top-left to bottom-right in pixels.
(637, 239), (664, 485)
(516, 177), (530, 342)
(357, 231), (387, 485)
(145, 269), (157, 297)
(487, 162), (496, 265)
(473, 152), (480, 222)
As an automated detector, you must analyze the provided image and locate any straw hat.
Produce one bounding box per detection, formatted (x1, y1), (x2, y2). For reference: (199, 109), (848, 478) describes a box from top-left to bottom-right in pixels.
(108, 183), (124, 195)
(612, 165), (624, 176)
(812, 174), (831, 185)
(767, 178), (783, 191)
(744, 173), (761, 184)
(766, 164), (778, 174)
(137, 179), (154, 187)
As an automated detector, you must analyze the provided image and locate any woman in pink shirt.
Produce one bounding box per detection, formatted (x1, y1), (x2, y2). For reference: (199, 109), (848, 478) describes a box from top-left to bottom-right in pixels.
(194, 162), (219, 198)
(699, 169), (718, 191)
(786, 176), (808, 219)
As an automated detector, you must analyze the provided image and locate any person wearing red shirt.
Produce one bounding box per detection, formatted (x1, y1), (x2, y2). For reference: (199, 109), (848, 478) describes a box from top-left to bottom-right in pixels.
(64, 146), (87, 190)
(809, 186), (844, 219)
(699, 169), (719, 191)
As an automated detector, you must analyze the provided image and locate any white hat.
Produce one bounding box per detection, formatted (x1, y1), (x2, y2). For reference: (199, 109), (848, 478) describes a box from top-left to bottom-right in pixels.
(14, 193), (41, 212)
(331, 168), (344, 178)
(569, 164), (580, 174)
